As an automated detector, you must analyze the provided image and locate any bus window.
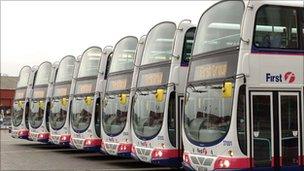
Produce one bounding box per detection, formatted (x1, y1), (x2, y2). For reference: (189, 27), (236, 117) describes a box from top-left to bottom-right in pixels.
(168, 92), (176, 147)
(302, 9), (304, 47)
(237, 85), (247, 155)
(181, 27), (196, 66)
(25, 102), (29, 129)
(104, 53), (113, 80)
(95, 97), (101, 138)
(46, 102), (51, 132)
(254, 6), (299, 49)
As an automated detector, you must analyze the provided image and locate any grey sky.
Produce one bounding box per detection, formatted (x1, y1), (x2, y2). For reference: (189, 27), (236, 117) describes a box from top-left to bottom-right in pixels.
(1, 1), (216, 76)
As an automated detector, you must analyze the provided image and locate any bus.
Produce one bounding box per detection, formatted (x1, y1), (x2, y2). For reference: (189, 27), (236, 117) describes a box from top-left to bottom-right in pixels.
(131, 20), (196, 166)
(182, 1), (304, 170)
(49, 55), (77, 145)
(11, 66), (37, 139)
(70, 46), (112, 150)
(28, 61), (58, 142)
(100, 36), (141, 157)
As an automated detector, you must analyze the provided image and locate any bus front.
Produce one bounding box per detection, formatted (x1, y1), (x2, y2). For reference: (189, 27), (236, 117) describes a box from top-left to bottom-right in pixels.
(11, 66), (32, 139)
(182, 1), (247, 170)
(101, 36), (138, 157)
(49, 56), (76, 145)
(131, 20), (195, 167)
(28, 62), (53, 142)
(70, 47), (102, 150)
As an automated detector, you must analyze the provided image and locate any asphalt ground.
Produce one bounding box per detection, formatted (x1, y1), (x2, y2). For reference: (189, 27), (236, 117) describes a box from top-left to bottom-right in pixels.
(0, 130), (181, 171)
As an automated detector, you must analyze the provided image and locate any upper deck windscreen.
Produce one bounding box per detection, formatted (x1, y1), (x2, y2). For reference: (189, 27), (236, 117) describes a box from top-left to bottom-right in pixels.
(17, 66), (31, 88)
(56, 56), (76, 83)
(141, 22), (176, 65)
(78, 47), (101, 78)
(109, 37), (138, 73)
(192, 1), (244, 55)
(35, 62), (52, 86)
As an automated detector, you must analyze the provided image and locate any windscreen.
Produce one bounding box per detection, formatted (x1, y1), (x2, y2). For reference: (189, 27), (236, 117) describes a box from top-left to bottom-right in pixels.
(132, 89), (166, 139)
(35, 62), (52, 85)
(17, 66), (31, 88)
(56, 56), (76, 83)
(141, 22), (176, 65)
(193, 1), (244, 55)
(71, 96), (94, 133)
(78, 47), (101, 78)
(109, 37), (138, 73)
(12, 101), (24, 127)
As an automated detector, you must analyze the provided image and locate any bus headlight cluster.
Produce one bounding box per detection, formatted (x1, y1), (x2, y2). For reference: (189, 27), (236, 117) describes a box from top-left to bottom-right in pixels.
(219, 159), (230, 168)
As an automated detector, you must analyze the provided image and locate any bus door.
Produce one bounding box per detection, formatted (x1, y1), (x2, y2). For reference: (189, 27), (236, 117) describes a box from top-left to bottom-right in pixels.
(250, 92), (301, 170)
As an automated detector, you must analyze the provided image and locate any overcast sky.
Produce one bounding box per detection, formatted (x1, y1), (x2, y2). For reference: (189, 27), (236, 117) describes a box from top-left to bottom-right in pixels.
(1, 1), (217, 76)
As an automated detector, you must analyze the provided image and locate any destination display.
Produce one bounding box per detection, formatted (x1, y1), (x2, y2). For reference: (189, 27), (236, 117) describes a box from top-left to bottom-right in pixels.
(138, 65), (170, 87)
(53, 84), (70, 97)
(106, 73), (132, 92)
(194, 62), (228, 81)
(75, 79), (96, 94)
(15, 89), (26, 99)
(33, 87), (47, 99)
(189, 52), (238, 82)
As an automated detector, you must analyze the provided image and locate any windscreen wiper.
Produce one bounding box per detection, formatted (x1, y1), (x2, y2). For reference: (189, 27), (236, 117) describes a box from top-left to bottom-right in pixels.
(188, 84), (206, 93)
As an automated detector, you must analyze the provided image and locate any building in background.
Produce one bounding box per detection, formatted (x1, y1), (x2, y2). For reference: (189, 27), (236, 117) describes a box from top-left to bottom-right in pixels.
(0, 76), (18, 127)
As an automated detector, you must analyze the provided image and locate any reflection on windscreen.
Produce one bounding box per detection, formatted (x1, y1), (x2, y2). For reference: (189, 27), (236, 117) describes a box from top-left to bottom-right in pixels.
(193, 1), (244, 55)
(184, 84), (233, 143)
(12, 101), (24, 127)
(78, 48), (101, 78)
(71, 96), (93, 132)
(132, 90), (165, 139)
(50, 99), (67, 130)
(29, 100), (45, 129)
(109, 38), (137, 73)
(102, 94), (129, 136)
(141, 23), (176, 65)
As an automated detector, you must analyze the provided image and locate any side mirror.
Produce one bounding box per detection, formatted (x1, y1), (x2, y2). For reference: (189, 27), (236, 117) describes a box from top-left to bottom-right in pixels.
(39, 100), (45, 109)
(155, 89), (165, 102)
(84, 96), (93, 106)
(222, 82), (233, 98)
(60, 98), (68, 107)
(119, 94), (127, 105)
(18, 101), (24, 108)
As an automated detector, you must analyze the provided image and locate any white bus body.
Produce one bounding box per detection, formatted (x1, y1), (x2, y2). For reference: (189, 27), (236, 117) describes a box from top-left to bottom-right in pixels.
(70, 46), (112, 150)
(100, 36), (143, 157)
(11, 66), (37, 139)
(182, 1), (304, 170)
(49, 55), (77, 145)
(28, 61), (58, 142)
(131, 20), (196, 167)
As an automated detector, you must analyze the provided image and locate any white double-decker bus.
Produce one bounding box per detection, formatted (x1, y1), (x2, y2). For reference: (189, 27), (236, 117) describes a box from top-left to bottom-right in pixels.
(182, 1), (304, 170)
(100, 36), (141, 157)
(11, 66), (37, 139)
(49, 56), (77, 145)
(28, 61), (58, 142)
(131, 20), (196, 166)
(70, 46), (112, 150)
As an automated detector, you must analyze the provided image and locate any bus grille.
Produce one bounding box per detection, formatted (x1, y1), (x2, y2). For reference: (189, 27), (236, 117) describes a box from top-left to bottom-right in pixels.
(105, 143), (117, 151)
(135, 147), (151, 156)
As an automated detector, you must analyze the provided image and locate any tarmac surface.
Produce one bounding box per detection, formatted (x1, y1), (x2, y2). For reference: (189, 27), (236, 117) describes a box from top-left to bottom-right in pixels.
(0, 130), (181, 170)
